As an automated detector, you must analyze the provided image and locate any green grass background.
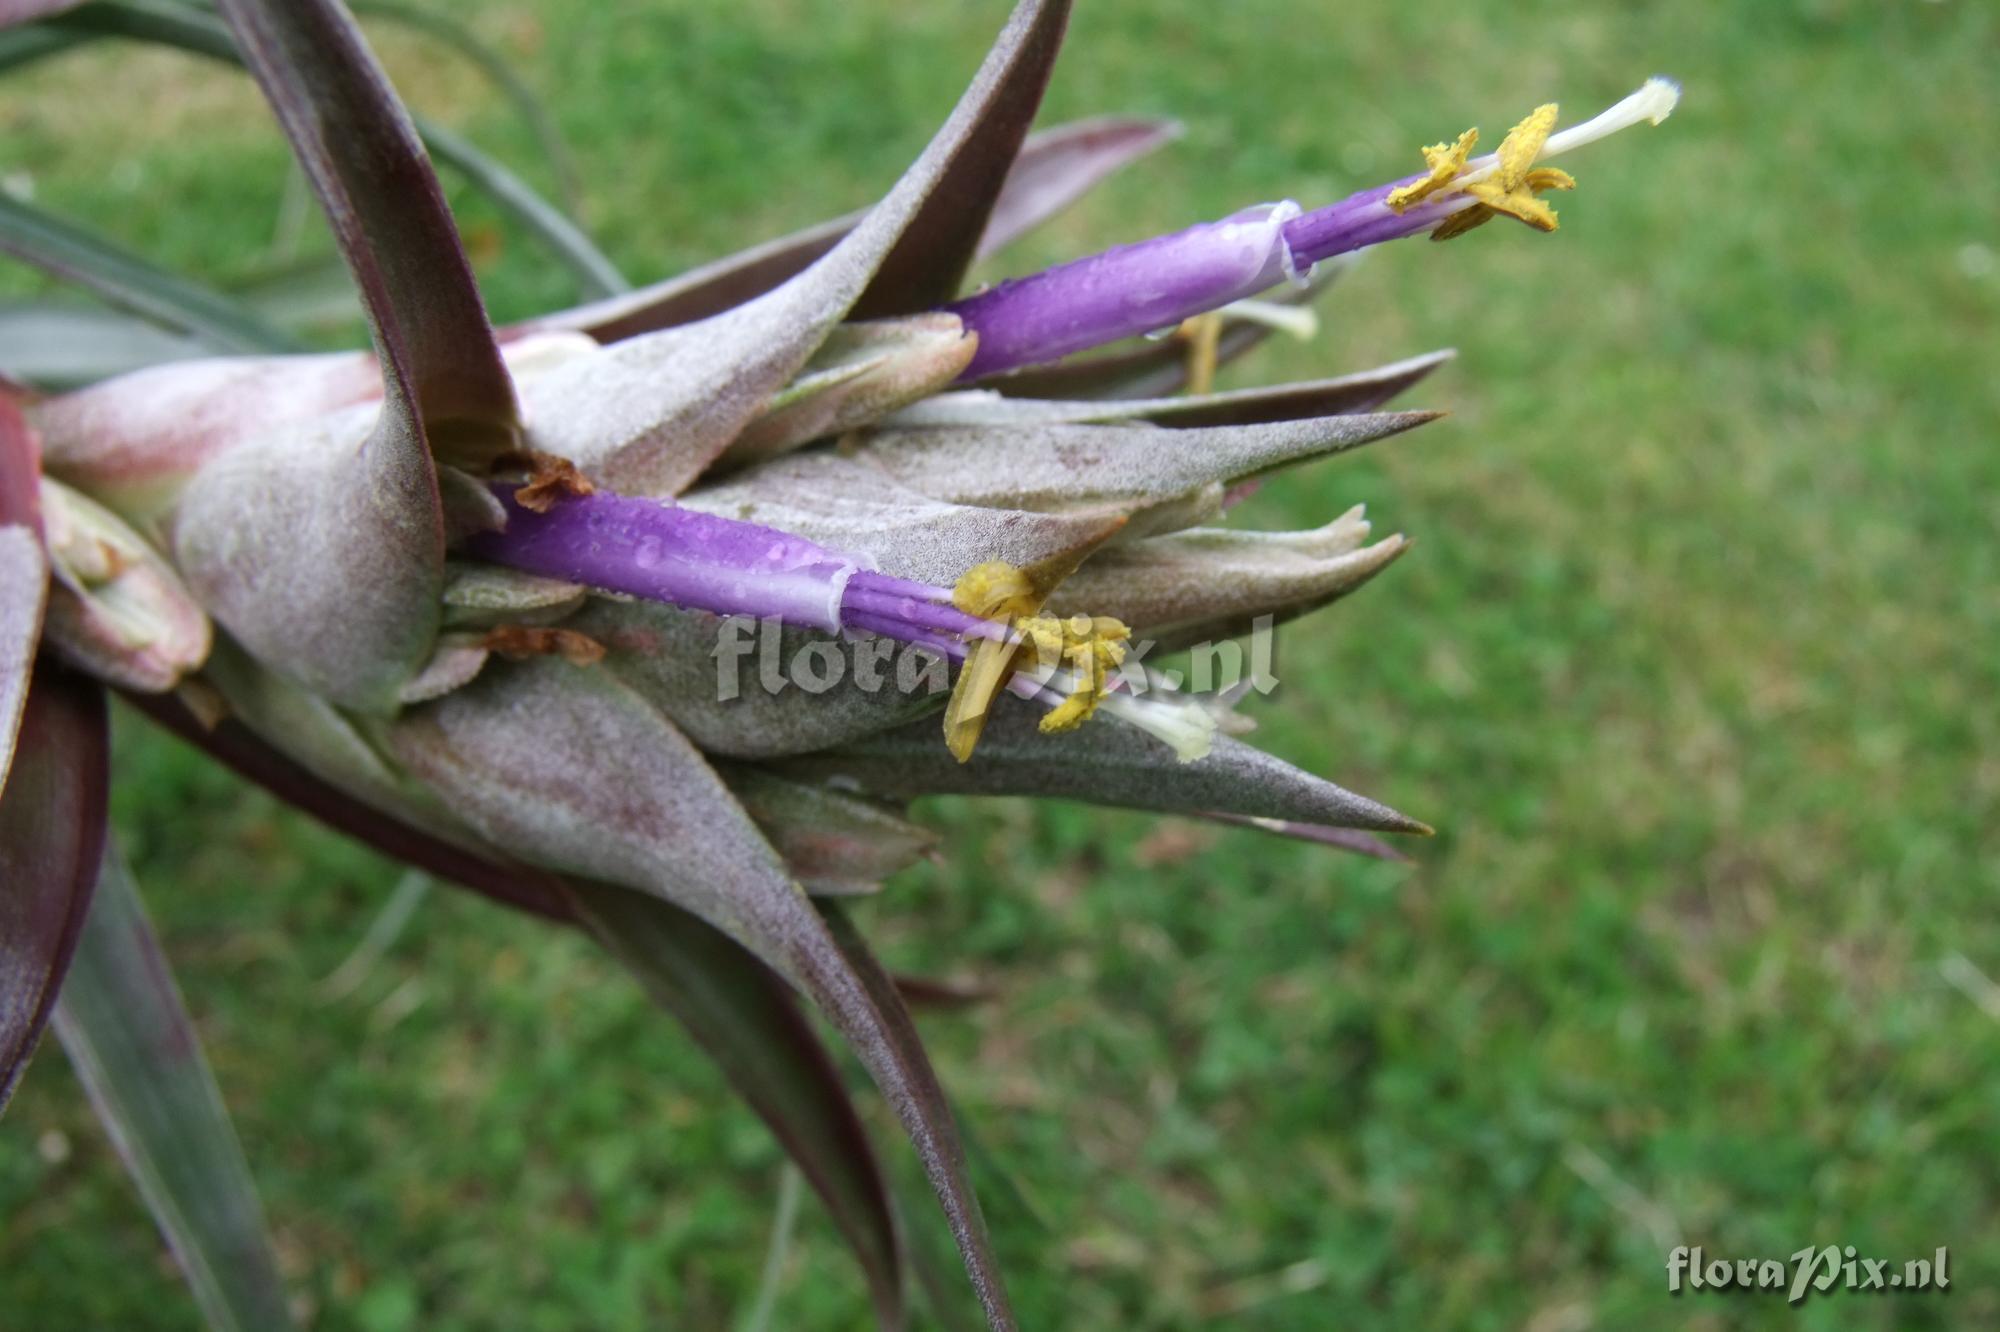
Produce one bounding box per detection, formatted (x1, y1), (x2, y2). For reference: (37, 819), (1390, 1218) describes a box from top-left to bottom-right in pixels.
(3, 0), (1997, 1327)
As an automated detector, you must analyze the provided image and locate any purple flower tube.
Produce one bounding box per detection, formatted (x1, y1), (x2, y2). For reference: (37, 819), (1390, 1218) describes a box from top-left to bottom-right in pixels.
(948, 202), (1302, 380)
(947, 78), (1680, 380)
(468, 488), (866, 632)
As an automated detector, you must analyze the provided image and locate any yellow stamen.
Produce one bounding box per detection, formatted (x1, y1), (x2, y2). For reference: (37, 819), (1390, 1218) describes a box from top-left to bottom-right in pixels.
(1015, 613), (1130, 734)
(1494, 104), (1559, 190)
(942, 562), (1133, 760)
(1385, 128), (1478, 212)
(1177, 311), (1224, 395)
(1455, 105), (1567, 231)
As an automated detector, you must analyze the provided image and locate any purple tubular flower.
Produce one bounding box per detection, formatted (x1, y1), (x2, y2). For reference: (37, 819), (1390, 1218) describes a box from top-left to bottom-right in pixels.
(469, 487), (994, 647)
(947, 78), (1680, 380)
(947, 202), (1302, 380)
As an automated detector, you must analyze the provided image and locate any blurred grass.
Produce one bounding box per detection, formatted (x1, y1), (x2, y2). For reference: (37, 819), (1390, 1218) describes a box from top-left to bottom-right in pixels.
(2, 0), (1998, 1328)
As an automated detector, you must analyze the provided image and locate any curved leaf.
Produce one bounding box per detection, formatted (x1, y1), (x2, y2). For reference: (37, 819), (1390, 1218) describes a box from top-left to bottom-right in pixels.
(416, 116), (627, 300)
(213, 0), (519, 464)
(526, 113), (1174, 344)
(1, 385), (46, 789)
(122, 685), (912, 1317)
(29, 0), (625, 304)
(847, 0), (1071, 317)
(347, 0), (586, 214)
(972, 116), (1180, 262)
(389, 658), (1018, 1328)
(0, 193), (301, 354)
(0, 663), (107, 1111)
(566, 881), (906, 1329)
(52, 838), (297, 1332)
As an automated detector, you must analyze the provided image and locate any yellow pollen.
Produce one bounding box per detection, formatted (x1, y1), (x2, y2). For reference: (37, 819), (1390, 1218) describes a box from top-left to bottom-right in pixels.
(1431, 107), (1578, 241)
(1386, 127), (1478, 213)
(942, 561), (1133, 760)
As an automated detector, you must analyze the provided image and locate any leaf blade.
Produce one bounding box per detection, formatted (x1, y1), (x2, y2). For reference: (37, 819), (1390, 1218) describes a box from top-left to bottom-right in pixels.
(0, 664), (107, 1110)
(0, 193), (301, 354)
(52, 838), (297, 1332)
(214, 0), (520, 463)
(566, 881), (907, 1330)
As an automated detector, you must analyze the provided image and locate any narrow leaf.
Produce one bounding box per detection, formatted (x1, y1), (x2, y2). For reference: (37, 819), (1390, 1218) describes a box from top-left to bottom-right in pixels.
(566, 881), (906, 1330)
(888, 350), (1455, 429)
(780, 691), (1431, 835)
(0, 663), (107, 1110)
(346, 0), (586, 214)
(1, 386), (46, 788)
(214, 0), (520, 464)
(415, 117), (628, 300)
(390, 659), (1018, 1328)
(526, 113), (1176, 344)
(0, 301), (218, 388)
(53, 839), (297, 1332)
(972, 117), (1180, 261)
(126, 689), (913, 1324)
(0, 193), (300, 354)
(847, 0), (1071, 317)
(33, 0), (624, 304)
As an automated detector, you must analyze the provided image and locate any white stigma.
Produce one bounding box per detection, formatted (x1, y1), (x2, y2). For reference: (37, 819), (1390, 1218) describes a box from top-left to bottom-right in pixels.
(1542, 77), (1682, 158)
(1455, 76), (1682, 189)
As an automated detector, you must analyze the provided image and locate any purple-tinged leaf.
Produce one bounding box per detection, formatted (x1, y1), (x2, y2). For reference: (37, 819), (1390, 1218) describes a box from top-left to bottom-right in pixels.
(124, 688), (913, 1323)
(517, 0), (1070, 497)
(718, 763), (938, 895)
(27, 0), (621, 304)
(0, 663), (107, 1111)
(1196, 812), (1414, 863)
(780, 691), (1431, 835)
(972, 117), (1181, 262)
(565, 882), (906, 1329)
(52, 839), (297, 1332)
(388, 659), (1018, 1329)
(525, 115), (1175, 345)
(1, 386), (46, 790)
(213, 0), (519, 465)
(846, 0), (1071, 318)
(120, 686), (576, 924)
(889, 350), (1455, 429)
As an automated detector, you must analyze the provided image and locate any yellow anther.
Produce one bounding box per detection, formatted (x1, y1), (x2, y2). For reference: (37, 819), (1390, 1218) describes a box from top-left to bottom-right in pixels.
(951, 560), (1039, 620)
(1493, 104), (1559, 190)
(1386, 127), (1479, 213)
(1432, 107), (1578, 241)
(942, 558), (1136, 759)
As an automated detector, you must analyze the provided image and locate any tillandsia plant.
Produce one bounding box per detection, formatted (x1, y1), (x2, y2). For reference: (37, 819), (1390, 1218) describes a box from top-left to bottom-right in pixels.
(0, 0), (1678, 1324)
